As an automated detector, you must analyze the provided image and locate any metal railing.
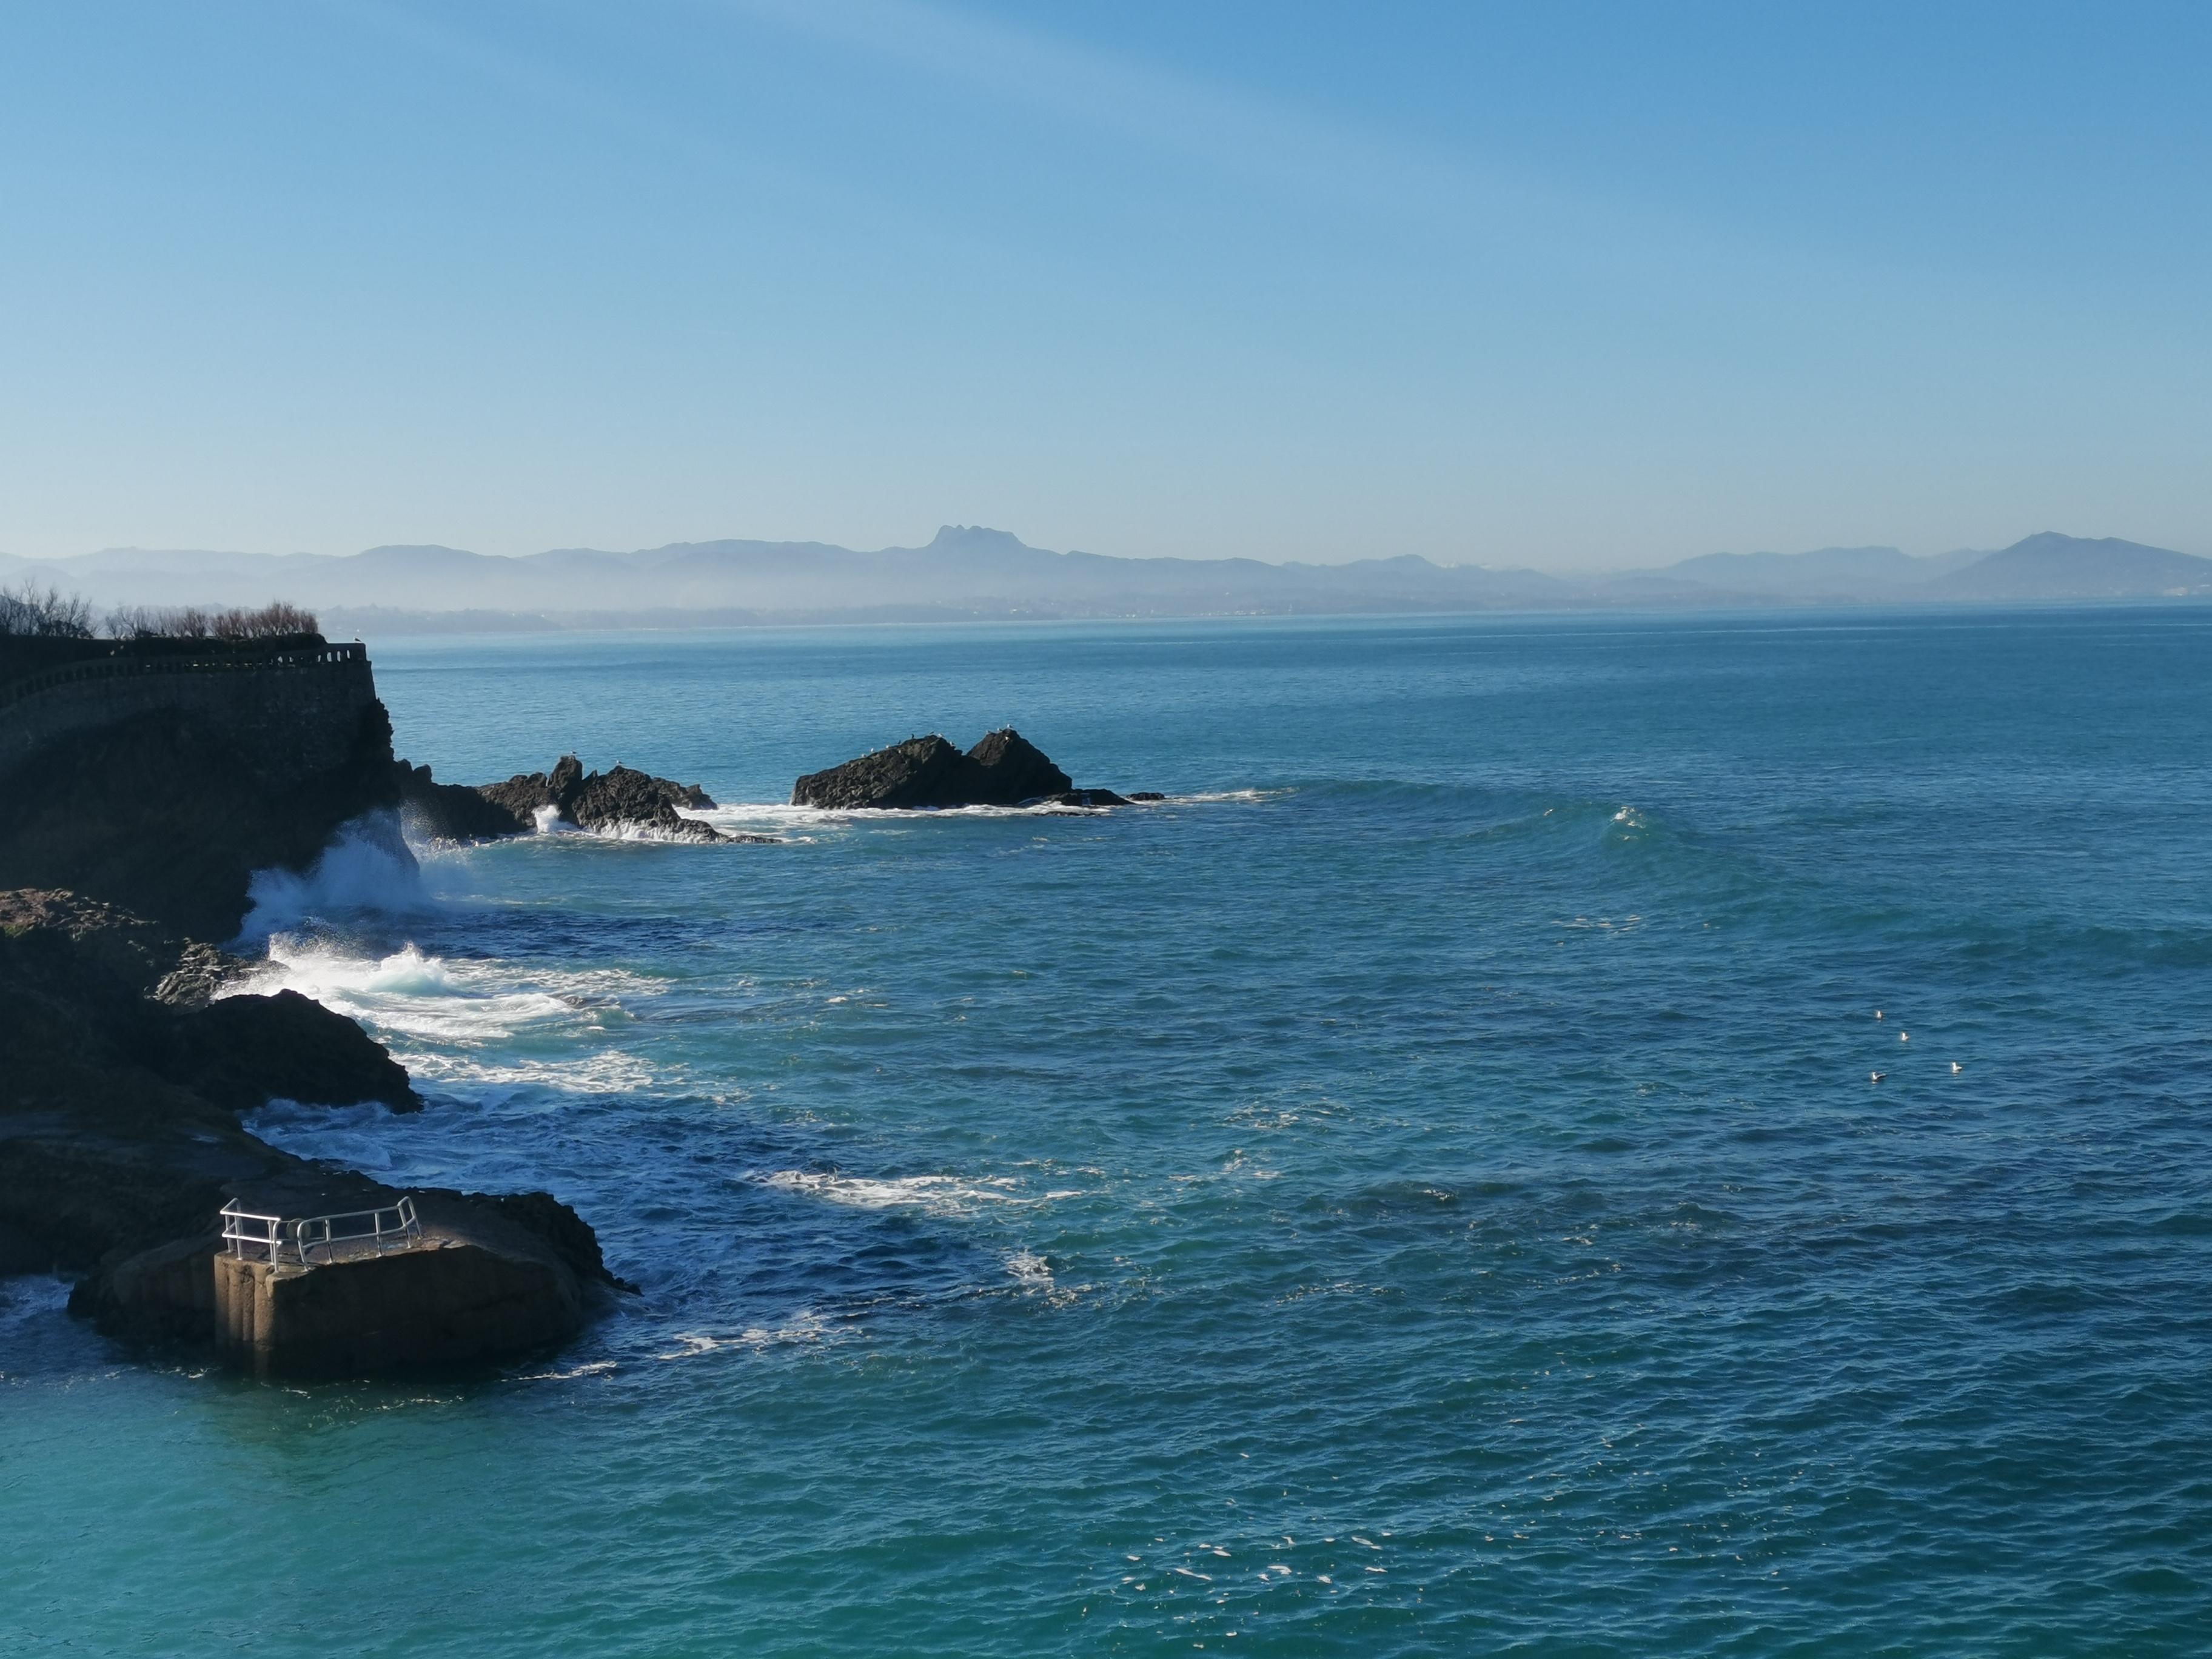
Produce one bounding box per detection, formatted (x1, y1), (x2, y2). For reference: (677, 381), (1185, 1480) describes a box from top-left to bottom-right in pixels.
(220, 1195), (423, 1267)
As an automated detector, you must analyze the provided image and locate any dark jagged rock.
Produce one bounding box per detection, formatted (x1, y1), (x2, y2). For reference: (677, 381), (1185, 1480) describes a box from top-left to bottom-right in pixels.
(162, 989), (419, 1114)
(477, 754), (727, 842)
(1129, 791), (1167, 802)
(152, 941), (254, 1009)
(791, 728), (1078, 809)
(964, 728), (1073, 803)
(394, 759), (533, 842)
(569, 763), (720, 839)
(0, 887), (618, 1372)
(491, 1189), (640, 1295)
(791, 734), (971, 809)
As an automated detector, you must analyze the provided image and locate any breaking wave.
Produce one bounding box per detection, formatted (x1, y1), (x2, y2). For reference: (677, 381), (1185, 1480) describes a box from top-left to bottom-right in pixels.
(230, 936), (660, 1050)
(238, 811), (427, 940)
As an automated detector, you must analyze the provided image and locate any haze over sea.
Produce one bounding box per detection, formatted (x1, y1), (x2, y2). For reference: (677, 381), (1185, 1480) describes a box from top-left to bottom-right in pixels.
(5, 608), (2210, 1655)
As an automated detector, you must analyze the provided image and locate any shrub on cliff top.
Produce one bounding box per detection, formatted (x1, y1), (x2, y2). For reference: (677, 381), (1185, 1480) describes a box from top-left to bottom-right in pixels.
(105, 601), (320, 641)
(0, 582), (97, 638)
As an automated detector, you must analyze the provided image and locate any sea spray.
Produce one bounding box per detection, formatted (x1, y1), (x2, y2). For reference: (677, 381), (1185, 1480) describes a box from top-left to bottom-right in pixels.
(238, 809), (427, 939)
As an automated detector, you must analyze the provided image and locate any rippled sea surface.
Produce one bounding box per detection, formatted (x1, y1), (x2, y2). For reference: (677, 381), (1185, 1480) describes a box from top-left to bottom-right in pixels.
(6, 610), (2211, 1655)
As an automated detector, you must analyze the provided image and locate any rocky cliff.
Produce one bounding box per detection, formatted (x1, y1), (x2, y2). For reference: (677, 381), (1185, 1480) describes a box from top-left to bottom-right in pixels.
(0, 637), (400, 940)
(0, 638), (629, 1374)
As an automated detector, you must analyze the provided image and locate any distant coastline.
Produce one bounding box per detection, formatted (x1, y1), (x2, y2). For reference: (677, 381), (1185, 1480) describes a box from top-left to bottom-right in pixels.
(7, 528), (2208, 637)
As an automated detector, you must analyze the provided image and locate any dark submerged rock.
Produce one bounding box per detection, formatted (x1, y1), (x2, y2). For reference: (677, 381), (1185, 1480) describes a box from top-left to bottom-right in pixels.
(792, 728), (1076, 809)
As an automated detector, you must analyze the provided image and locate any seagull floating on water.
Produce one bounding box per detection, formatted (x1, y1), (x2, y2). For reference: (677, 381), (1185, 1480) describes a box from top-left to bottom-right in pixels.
(1951, 1061), (1963, 1074)
(1870, 1070), (1886, 1082)
(1900, 1031), (1910, 1042)
(1874, 1010), (1883, 1020)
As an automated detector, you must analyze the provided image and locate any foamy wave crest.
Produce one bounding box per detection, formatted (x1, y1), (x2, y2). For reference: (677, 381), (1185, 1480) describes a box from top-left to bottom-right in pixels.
(751, 1170), (1031, 1218)
(1172, 788), (1282, 804)
(654, 1310), (842, 1361)
(232, 938), (660, 1047)
(401, 1047), (659, 1094)
(695, 789), (1264, 833)
(239, 812), (425, 939)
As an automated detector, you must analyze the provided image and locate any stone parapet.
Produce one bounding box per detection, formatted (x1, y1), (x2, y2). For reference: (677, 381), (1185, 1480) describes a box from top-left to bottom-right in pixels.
(0, 643), (375, 785)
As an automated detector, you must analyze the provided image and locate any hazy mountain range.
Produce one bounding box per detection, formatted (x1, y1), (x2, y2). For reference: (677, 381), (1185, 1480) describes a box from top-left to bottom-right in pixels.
(2, 528), (2206, 634)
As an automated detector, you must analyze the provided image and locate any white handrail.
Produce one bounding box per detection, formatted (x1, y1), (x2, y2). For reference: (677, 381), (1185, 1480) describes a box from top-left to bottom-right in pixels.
(219, 1196), (422, 1265)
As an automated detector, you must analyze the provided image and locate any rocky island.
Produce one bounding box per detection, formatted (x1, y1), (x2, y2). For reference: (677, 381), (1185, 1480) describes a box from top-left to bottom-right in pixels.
(0, 611), (648, 1376)
(793, 727), (1158, 810)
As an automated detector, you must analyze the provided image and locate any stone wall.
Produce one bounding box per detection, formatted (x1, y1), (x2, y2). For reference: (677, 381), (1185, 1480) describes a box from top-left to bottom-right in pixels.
(0, 643), (377, 784)
(213, 1243), (582, 1377)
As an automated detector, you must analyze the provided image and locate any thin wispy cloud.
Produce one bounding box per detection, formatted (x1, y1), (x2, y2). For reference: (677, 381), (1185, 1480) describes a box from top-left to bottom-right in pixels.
(716, 0), (1788, 283)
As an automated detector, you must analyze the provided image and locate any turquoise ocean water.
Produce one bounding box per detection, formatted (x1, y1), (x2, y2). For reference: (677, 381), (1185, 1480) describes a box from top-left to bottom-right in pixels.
(5, 609), (2211, 1655)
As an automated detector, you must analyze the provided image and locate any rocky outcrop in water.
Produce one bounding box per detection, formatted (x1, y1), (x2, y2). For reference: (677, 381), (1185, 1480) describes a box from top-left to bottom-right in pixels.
(0, 631), (636, 1373)
(0, 888), (623, 1369)
(492, 755), (719, 839)
(404, 752), (742, 843)
(792, 728), (1085, 809)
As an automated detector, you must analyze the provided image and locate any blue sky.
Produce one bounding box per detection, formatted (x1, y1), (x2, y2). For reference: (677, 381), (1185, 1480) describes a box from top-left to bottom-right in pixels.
(2, 1), (2206, 568)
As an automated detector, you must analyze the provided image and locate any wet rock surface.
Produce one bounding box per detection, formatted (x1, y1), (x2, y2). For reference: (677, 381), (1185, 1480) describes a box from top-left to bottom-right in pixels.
(475, 754), (733, 842)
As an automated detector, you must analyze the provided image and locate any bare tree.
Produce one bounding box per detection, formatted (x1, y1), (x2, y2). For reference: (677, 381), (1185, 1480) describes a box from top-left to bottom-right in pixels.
(104, 602), (320, 641)
(0, 582), (98, 638)
(212, 601), (319, 640)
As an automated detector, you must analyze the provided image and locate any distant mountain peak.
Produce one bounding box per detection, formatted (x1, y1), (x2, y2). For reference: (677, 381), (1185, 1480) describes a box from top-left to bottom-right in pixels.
(927, 524), (1033, 552)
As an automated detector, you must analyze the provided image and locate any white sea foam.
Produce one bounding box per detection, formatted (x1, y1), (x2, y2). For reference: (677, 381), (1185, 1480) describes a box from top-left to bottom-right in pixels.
(752, 1170), (1028, 1217)
(240, 812), (427, 939)
(692, 788), (1273, 834)
(654, 1310), (836, 1360)
(399, 1047), (659, 1094)
(514, 1359), (617, 1381)
(230, 938), (661, 1050)
(1173, 788), (1281, 804)
(531, 803), (739, 843)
